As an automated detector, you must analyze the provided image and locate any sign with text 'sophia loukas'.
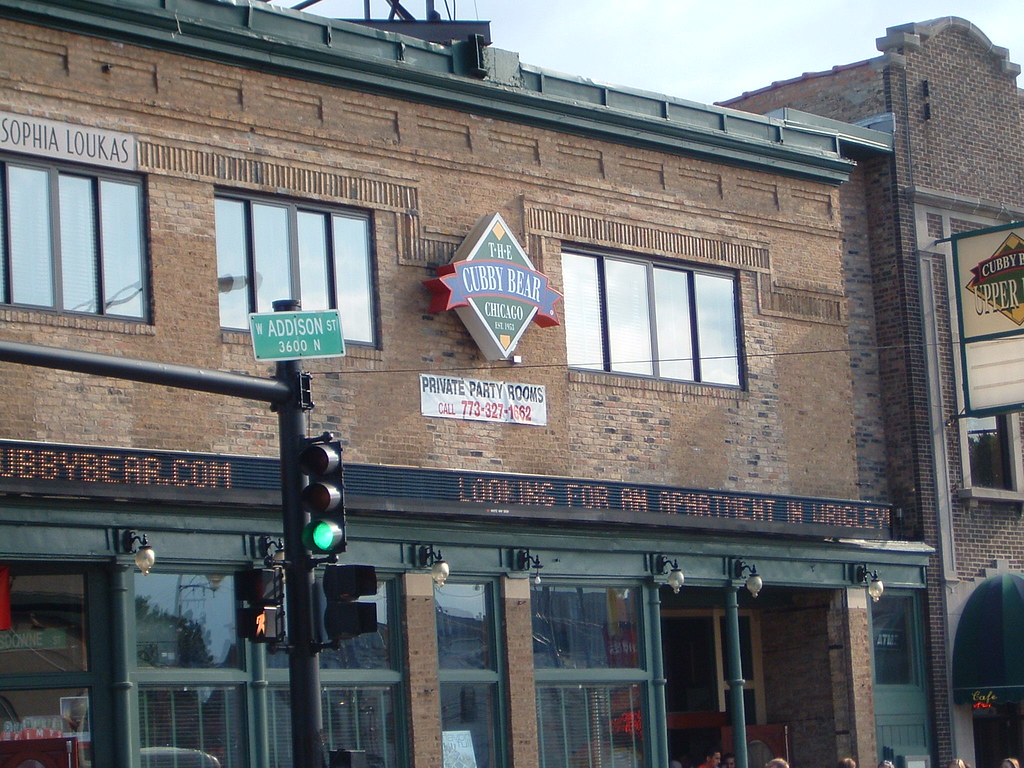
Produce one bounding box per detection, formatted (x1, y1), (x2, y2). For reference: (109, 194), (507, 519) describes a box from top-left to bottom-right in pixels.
(424, 213), (561, 361)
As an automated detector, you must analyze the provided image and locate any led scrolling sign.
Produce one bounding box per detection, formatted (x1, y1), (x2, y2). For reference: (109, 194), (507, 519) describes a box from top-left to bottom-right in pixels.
(0, 441), (891, 537)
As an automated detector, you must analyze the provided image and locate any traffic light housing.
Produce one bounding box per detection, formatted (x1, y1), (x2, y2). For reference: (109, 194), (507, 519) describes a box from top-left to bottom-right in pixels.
(299, 437), (347, 556)
(236, 567), (284, 643)
(321, 564), (378, 640)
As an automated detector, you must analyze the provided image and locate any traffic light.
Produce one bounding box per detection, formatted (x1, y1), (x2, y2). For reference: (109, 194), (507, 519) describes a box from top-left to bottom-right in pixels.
(321, 564), (378, 640)
(236, 567), (284, 643)
(299, 437), (347, 556)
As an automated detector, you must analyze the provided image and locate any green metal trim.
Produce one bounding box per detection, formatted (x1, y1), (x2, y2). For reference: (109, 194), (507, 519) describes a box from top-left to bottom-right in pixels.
(0, 0), (857, 183)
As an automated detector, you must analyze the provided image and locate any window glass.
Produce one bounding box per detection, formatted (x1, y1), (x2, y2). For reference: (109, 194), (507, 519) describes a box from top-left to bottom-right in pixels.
(216, 198), (250, 330)
(654, 267), (693, 381)
(561, 253), (603, 371)
(532, 585), (640, 669)
(267, 686), (399, 768)
(8, 165), (53, 307)
(694, 273), (740, 386)
(138, 686), (245, 768)
(562, 250), (740, 385)
(135, 573), (238, 669)
(0, 688), (92, 763)
(2, 573), (88, 674)
(441, 682), (498, 768)
(966, 415), (1012, 489)
(215, 196), (376, 343)
(59, 175), (98, 314)
(333, 214), (374, 344)
(252, 202), (290, 314)
(872, 594), (915, 686)
(100, 180), (145, 317)
(298, 211), (330, 310)
(436, 583), (492, 670)
(536, 684), (644, 768)
(3, 162), (145, 318)
(605, 259), (653, 376)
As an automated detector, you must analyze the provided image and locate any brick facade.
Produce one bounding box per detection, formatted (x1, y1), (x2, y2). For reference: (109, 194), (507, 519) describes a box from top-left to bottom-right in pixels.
(726, 16), (1024, 768)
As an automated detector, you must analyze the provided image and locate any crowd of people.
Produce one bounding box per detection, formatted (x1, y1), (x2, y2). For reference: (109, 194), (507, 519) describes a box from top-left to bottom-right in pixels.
(671, 748), (1023, 768)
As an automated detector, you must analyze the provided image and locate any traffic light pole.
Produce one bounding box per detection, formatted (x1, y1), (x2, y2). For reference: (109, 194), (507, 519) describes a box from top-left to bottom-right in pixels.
(278, 354), (323, 768)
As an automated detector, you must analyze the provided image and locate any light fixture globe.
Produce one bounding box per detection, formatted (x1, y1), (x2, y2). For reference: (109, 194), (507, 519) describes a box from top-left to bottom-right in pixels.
(431, 559), (450, 586)
(745, 572), (763, 597)
(134, 543), (156, 575)
(667, 568), (685, 594)
(867, 575), (884, 602)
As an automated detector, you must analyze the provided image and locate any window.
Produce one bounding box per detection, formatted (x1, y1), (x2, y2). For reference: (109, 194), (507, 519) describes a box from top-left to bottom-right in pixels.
(0, 567), (107, 767)
(533, 585), (646, 768)
(135, 571), (246, 768)
(436, 582), (503, 768)
(1, 159), (146, 318)
(561, 251), (740, 385)
(216, 196), (375, 343)
(266, 577), (402, 768)
(965, 415), (1014, 490)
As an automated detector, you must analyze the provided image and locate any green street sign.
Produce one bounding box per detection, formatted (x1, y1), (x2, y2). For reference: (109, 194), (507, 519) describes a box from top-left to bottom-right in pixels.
(249, 309), (345, 361)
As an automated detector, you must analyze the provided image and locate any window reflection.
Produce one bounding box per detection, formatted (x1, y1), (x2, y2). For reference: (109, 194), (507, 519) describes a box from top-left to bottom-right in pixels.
(532, 585), (640, 669)
(0, 688), (92, 766)
(536, 684), (644, 768)
(1, 573), (87, 674)
(135, 573), (237, 669)
(139, 686), (243, 768)
(435, 583), (492, 670)
(966, 415), (1012, 489)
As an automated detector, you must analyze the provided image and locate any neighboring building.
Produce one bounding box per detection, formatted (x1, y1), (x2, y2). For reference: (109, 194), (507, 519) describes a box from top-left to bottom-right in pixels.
(725, 16), (1024, 768)
(0, 2), (929, 768)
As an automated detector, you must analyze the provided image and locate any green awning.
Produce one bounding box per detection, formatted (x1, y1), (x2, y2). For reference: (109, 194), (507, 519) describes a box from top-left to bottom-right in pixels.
(952, 573), (1024, 704)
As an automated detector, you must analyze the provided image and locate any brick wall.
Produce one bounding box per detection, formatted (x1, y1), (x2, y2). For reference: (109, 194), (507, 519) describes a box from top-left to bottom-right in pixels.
(0, 17), (866, 505)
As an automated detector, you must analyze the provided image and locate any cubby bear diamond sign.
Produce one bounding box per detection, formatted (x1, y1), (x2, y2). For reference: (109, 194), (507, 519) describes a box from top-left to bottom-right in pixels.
(424, 213), (561, 361)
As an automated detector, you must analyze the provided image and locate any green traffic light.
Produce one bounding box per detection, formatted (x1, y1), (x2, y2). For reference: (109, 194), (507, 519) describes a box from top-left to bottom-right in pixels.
(302, 518), (346, 555)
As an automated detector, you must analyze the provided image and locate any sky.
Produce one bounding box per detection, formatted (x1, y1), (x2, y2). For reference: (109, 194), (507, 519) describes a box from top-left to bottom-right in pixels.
(268, 0), (1024, 106)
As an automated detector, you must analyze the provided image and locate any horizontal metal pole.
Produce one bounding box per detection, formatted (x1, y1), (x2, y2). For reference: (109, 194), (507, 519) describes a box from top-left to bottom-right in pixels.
(0, 338), (290, 404)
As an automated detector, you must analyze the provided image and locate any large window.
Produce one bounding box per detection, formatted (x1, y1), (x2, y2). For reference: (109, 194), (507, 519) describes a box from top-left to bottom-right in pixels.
(436, 582), (503, 768)
(135, 571), (246, 768)
(266, 577), (401, 768)
(216, 196), (375, 343)
(1, 159), (146, 318)
(561, 251), (740, 385)
(0, 567), (108, 767)
(533, 585), (646, 768)
(965, 415), (1015, 490)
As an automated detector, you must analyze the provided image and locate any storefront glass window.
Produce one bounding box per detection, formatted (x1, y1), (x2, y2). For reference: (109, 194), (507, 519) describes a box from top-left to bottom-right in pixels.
(135, 572), (238, 669)
(436, 583), (501, 768)
(532, 585), (641, 669)
(966, 415), (1012, 489)
(536, 684), (644, 768)
(0, 688), (92, 764)
(872, 594), (916, 686)
(2, 572), (87, 674)
(267, 686), (399, 768)
(138, 685), (245, 768)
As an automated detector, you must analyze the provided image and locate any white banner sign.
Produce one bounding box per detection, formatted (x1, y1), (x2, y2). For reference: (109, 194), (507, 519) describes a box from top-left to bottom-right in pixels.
(420, 374), (547, 426)
(0, 110), (136, 170)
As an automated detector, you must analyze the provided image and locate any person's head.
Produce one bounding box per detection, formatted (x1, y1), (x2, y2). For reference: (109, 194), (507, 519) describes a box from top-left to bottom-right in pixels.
(765, 759), (789, 768)
(948, 761), (969, 768)
(723, 754), (736, 768)
(838, 758), (856, 768)
(705, 750), (721, 767)
(999, 758), (1020, 768)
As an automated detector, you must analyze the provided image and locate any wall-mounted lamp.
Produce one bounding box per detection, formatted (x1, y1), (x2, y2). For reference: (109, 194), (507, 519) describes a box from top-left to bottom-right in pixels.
(653, 554), (685, 594)
(416, 544), (450, 586)
(732, 559), (762, 597)
(513, 549), (544, 584)
(123, 530), (156, 575)
(259, 536), (285, 567)
(856, 565), (884, 602)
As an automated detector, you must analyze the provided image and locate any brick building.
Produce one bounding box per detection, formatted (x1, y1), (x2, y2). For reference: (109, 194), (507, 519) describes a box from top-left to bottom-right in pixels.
(725, 16), (1024, 768)
(0, 2), (929, 768)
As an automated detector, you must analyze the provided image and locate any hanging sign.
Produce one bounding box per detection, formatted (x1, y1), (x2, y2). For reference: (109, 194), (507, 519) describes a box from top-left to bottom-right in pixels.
(420, 373), (547, 425)
(952, 222), (1024, 414)
(424, 213), (561, 361)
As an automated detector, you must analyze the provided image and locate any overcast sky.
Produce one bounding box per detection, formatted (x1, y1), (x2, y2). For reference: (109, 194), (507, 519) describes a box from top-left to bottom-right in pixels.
(270, 0), (1023, 105)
